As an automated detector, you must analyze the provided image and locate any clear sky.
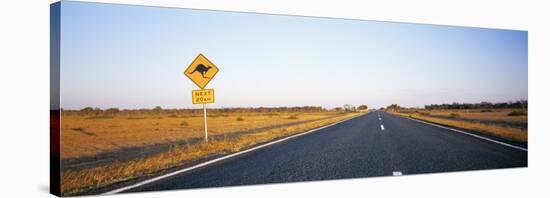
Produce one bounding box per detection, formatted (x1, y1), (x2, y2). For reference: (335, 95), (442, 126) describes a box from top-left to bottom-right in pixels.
(59, 1), (527, 110)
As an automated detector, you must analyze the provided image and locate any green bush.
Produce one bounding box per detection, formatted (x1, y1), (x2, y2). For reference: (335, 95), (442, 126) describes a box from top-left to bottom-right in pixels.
(449, 113), (460, 118)
(419, 112), (431, 116)
(86, 115), (114, 119)
(508, 110), (527, 116)
(127, 117), (147, 120)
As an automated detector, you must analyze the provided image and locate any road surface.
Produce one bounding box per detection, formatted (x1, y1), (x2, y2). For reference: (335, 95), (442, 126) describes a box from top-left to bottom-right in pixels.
(120, 111), (527, 193)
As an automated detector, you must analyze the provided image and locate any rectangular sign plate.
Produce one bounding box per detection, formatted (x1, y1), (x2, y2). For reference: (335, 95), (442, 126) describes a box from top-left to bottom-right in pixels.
(192, 89), (215, 104)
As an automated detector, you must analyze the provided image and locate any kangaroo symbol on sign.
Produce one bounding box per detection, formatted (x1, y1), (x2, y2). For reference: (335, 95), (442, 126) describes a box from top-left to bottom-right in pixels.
(189, 64), (212, 79)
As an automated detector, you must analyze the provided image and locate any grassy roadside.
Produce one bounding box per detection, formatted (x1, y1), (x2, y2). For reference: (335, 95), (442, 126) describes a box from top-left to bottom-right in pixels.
(391, 112), (527, 142)
(61, 112), (341, 159)
(61, 112), (362, 196)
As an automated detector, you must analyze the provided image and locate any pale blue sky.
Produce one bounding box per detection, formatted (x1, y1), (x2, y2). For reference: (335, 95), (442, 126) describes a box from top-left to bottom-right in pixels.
(59, 1), (527, 110)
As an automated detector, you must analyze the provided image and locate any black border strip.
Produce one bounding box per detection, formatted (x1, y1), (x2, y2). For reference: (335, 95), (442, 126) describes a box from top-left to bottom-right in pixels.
(50, 2), (61, 196)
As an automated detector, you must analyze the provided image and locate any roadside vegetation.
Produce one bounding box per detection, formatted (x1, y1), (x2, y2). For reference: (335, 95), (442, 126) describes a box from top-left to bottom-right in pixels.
(385, 101), (527, 142)
(59, 106), (365, 195)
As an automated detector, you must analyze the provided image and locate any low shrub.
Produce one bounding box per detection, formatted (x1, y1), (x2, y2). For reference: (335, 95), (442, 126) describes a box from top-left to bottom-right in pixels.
(127, 117), (147, 120)
(508, 110), (527, 116)
(419, 112), (431, 116)
(288, 115), (299, 119)
(86, 115), (114, 119)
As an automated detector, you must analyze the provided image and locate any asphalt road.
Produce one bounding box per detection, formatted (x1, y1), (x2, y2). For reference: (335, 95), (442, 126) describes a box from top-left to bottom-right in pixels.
(124, 111), (527, 193)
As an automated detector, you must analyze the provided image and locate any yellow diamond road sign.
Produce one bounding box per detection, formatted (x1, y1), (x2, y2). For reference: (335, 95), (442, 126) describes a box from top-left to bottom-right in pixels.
(184, 54), (219, 89)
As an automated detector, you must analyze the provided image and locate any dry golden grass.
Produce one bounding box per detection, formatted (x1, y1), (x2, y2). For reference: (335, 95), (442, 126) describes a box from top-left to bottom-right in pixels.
(61, 112), (342, 159)
(60, 111), (360, 195)
(393, 111), (527, 142)
(419, 109), (527, 123)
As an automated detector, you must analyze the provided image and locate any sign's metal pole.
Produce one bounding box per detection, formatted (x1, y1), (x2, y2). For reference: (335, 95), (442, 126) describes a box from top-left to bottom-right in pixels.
(203, 103), (208, 142)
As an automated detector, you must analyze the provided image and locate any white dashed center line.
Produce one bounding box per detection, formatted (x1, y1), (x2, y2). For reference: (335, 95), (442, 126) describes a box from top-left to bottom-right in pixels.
(392, 171), (402, 176)
(380, 125), (385, 131)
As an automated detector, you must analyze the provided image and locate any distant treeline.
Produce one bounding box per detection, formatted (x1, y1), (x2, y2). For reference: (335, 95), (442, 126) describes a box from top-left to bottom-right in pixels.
(63, 106), (336, 116)
(424, 100), (527, 110)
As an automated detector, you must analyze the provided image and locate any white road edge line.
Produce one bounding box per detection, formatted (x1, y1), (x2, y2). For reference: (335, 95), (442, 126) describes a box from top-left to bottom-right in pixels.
(102, 113), (367, 195)
(404, 117), (527, 152)
(380, 125), (385, 131)
(392, 171), (402, 176)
